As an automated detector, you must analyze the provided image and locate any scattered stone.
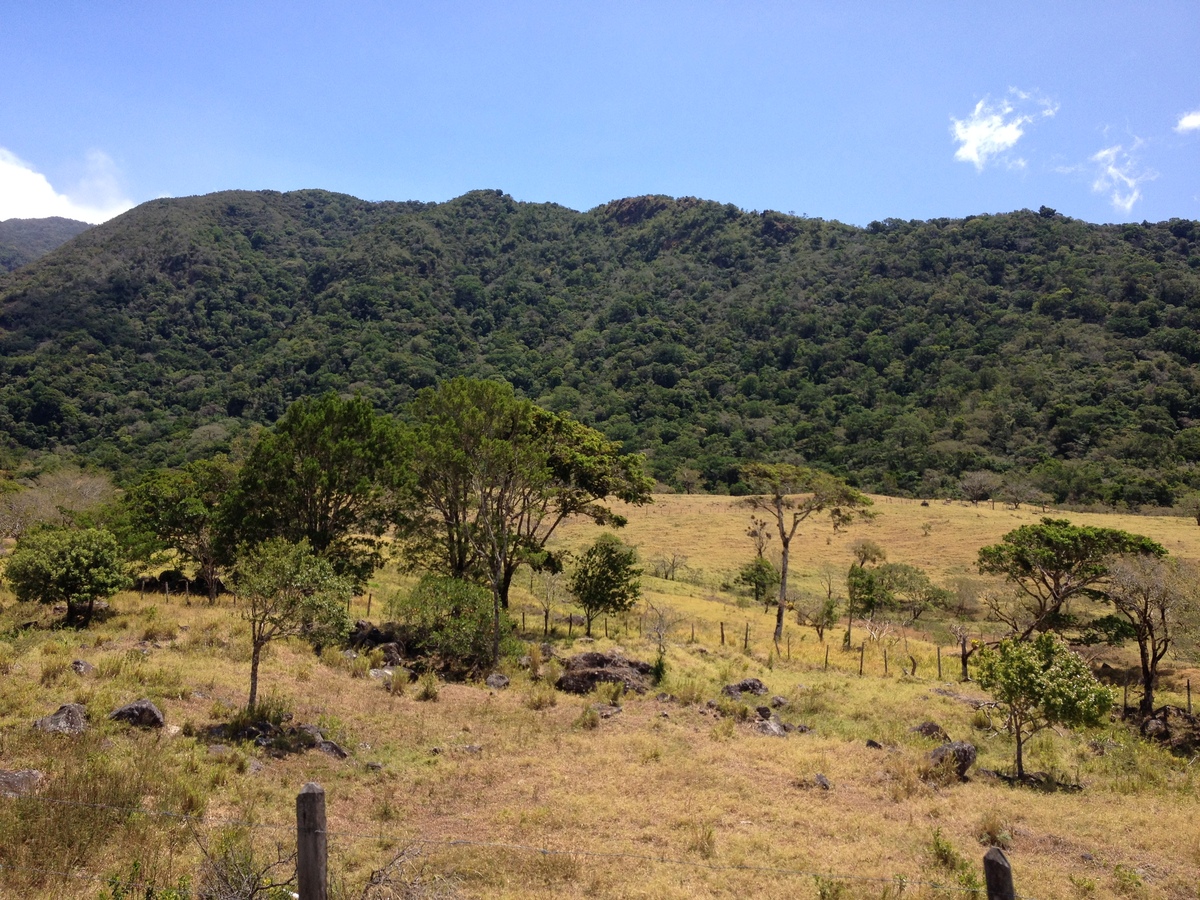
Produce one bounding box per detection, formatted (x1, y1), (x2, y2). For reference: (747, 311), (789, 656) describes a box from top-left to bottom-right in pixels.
(376, 642), (405, 666)
(463, 744), (483, 754)
(341, 649), (358, 660)
(591, 704), (623, 719)
(70, 660), (96, 676)
(247, 759), (265, 774)
(540, 643), (555, 660)
(910, 721), (950, 742)
(316, 740), (349, 759)
(756, 706), (773, 720)
(695, 647), (710, 655)
(430, 747), (443, 755)
(366, 761), (383, 771)
(293, 724), (324, 747)
(705, 699), (718, 709)
(929, 741), (977, 780)
(109, 699), (165, 729)
(518, 655), (532, 669)
(866, 739), (884, 750)
(34, 703), (88, 735)
(660, 711), (670, 718)
(770, 695), (788, 709)
(208, 744), (232, 758)
(1139, 706), (1200, 756)
(0, 769), (44, 798)
(369, 667), (393, 680)
(655, 692), (674, 702)
(721, 678), (769, 698)
(485, 673), (510, 690)
(165, 724), (182, 737)
(556, 650), (653, 695)
(813, 773), (831, 790)
(755, 718), (788, 737)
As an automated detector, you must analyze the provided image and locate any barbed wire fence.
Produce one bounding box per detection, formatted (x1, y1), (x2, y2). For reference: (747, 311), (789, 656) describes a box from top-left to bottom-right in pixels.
(2, 786), (1027, 900)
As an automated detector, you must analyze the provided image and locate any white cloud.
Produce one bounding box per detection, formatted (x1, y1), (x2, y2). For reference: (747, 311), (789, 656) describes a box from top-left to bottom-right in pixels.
(951, 90), (1057, 171)
(1090, 143), (1155, 214)
(0, 147), (134, 224)
(1176, 110), (1200, 133)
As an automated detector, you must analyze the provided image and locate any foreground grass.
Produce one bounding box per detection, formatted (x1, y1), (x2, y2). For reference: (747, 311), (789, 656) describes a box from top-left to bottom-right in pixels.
(1, 495), (1199, 898)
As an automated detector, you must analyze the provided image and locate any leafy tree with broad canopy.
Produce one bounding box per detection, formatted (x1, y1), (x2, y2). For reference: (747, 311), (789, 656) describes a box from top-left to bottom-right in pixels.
(235, 538), (352, 711)
(976, 634), (1113, 780)
(977, 518), (1165, 640)
(570, 534), (642, 637)
(123, 456), (238, 601)
(226, 393), (401, 589)
(4, 527), (126, 625)
(397, 377), (652, 661)
(742, 463), (872, 643)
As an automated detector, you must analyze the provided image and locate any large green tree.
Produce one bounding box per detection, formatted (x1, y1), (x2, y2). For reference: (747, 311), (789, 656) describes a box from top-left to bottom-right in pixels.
(977, 518), (1166, 639)
(398, 377), (653, 660)
(4, 527), (126, 625)
(742, 463), (872, 642)
(123, 456), (238, 601)
(226, 393), (401, 588)
(976, 634), (1113, 780)
(235, 538), (352, 710)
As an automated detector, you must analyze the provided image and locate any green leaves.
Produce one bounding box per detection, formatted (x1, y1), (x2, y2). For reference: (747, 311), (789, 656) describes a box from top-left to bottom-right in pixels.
(4, 527), (126, 625)
(569, 534), (642, 636)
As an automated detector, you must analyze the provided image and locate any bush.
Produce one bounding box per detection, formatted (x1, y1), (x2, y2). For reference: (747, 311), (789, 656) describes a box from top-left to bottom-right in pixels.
(388, 576), (518, 675)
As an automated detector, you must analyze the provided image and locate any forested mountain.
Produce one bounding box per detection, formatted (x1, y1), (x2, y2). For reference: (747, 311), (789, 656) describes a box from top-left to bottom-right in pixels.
(2, 188), (1199, 506)
(0, 216), (91, 272)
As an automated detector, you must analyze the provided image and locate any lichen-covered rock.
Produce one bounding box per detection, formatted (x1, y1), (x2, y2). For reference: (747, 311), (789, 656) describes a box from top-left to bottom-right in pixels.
(910, 721), (951, 742)
(721, 678), (769, 698)
(929, 741), (977, 779)
(0, 769), (44, 797)
(485, 673), (510, 690)
(34, 703), (88, 735)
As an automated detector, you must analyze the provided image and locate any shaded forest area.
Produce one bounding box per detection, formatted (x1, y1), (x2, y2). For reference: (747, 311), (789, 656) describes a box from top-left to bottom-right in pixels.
(2, 189), (1199, 506)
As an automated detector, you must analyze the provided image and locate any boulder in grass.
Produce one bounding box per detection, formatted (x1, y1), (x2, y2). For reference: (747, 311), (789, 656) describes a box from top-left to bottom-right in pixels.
(109, 699), (165, 729)
(70, 660), (96, 676)
(929, 741), (977, 780)
(910, 721), (951, 742)
(0, 769), (44, 798)
(34, 703), (88, 735)
(555, 651), (653, 695)
(316, 740), (349, 759)
(721, 678), (769, 699)
(485, 673), (510, 690)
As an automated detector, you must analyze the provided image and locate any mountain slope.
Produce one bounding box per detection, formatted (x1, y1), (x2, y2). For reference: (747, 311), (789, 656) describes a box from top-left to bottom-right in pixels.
(1, 189), (1199, 506)
(0, 216), (91, 272)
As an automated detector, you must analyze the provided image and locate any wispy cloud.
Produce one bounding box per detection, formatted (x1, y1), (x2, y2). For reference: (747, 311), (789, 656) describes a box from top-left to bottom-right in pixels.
(951, 90), (1058, 171)
(1177, 110), (1200, 133)
(1090, 142), (1155, 214)
(0, 147), (134, 223)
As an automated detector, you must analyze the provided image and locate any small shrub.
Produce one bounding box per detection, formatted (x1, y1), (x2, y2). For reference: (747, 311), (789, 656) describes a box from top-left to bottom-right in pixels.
(929, 827), (966, 871)
(650, 651), (666, 685)
(670, 676), (704, 705)
(575, 705), (600, 730)
(709, 718), (736, 741)
(525, 683), (558, 710)
(349, 655), (372, 679)
(527, 642), (543, 679)
(1113, 864), (1146, 897)
(975, 811), (1012, 849)
(0, 643), (14, 675)
(813, 876), (847, 900)
(416, 671), (440, 702)
(594, 680), (624, 706)
(542, 658), (564, 686)
(39, 657), (68, 685)
(685, 821), (716, 859)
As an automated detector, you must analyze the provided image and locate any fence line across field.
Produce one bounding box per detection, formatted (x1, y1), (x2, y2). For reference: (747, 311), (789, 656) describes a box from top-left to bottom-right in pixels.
(5, 785), (1030, 900)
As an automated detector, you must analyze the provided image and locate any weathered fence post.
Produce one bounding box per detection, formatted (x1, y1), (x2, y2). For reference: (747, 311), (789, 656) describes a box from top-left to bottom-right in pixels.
(983, 847), (1015, 900)
(787, 634), (791, 660)
(366, 593), (372, 618)
(859, 643), (865, 676)
(691, 622), (695, 643)
(1188, 678), (1192, 714)
(297, 782), (328, 900)
(937, 645), (942, 680)
(883, 648), (888, 676)
(824, 645), (829, 670)
(743, 622), (749, 651)
(720, 622), (725, 645)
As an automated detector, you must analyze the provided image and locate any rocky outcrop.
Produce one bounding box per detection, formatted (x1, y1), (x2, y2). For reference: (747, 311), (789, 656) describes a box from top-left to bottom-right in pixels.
(34, 703), (88, 735)
(110, 699), (166, 729)
(555, 651), (653, 695)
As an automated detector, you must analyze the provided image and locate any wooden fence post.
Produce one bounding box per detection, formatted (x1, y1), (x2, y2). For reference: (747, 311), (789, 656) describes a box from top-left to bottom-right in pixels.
(297, 782), (328, 900)
(720, 622), (725, 646)
(983, 847), (1015, 900)
(937, 646), (942, 680)
(883, 648), (888, 676)
(824, 645), (829, 671)
(366, 593), (372, 618)
(859, 643), (865, 676)
(1188, 678), (1192, 715)
(743, 622), (749, 651)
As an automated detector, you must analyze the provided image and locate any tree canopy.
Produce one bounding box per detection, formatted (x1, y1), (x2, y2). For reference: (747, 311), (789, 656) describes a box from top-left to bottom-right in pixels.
(977, 518), (1166, 639)
(4, 527), (126, 625)
(569, 534), (642, 637)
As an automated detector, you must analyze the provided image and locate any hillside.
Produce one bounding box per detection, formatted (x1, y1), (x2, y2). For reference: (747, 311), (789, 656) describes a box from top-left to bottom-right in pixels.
(0, 216), (91, 273)
(2, 190), (1200, 507)
(1, 495), (1197, 899)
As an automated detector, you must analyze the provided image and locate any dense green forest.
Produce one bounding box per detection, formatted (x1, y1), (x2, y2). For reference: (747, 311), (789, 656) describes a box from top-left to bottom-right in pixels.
(2, 189), (1200, 506)
(0, 216), (91, 273)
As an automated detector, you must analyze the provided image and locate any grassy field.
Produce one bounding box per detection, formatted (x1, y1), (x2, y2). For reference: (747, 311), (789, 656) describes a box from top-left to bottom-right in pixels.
(1, 494), (1199, 899)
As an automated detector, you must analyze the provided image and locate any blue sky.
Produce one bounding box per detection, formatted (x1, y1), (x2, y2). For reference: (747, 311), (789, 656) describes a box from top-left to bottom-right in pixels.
(1, 1), (1197, 225)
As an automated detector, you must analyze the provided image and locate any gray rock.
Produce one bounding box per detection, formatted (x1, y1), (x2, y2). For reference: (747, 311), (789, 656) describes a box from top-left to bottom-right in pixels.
(485, 673), (510, 690)
(34, 703), (88, 735)
(590, 704), (622, 719)
(293, 724), (324, 746)
(929, 741), (977, 779)
(70, 660), (96, 676)
(463, 744), (483, 753)
(518, 655), (533, 669)
(0, 769), (44, 797)
(813, 773), (831, 790)
(208, 744), (232, 758)
(342, 649), (358, 660)
(376, 642), (405, 666)
(368, 667), (394, 680)
(756, 706), (773, 720)
(316, 740), (348, 759)
(755, 718), (788, 737)
(770, 695), (788, 708)
(366, 761), (384, 771)
(910, 721), (951, 742)
(109, 699), (165, 728)
(556, 651), (653, 695)
(866, 739), (884, 750)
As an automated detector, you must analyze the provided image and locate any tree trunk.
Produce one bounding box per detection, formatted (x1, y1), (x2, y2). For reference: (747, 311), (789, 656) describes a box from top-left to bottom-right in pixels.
(248, 643), (262, 711)
(960, 638), (970, 681)
(775, 536), (790, 642)
(1139, 640), (1155, 718)
(1014, 720), (1025, 781)
(491, 591), (501, 664)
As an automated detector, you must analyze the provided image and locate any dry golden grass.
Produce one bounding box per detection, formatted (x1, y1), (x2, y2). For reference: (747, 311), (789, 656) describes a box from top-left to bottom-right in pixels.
(1, 495), (1199, 898)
